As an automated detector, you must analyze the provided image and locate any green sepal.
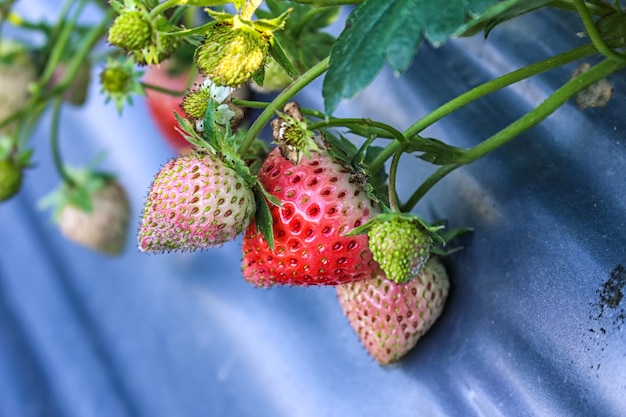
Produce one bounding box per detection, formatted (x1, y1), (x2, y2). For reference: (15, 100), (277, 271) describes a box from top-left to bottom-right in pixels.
(252, 9), (292, 34)
(430, 225), (474, 256)
(405, 137), (467, 165)
(204, 8), (235, 23)
(251, 65), (265, 88)
(346, 212), (445, 245)
(173, 112), (213, 150)
(269, 36), (299, 79)
(183, 0), (231, 6)
(39, 168), (115, 222)
(202, 99), (218, 146)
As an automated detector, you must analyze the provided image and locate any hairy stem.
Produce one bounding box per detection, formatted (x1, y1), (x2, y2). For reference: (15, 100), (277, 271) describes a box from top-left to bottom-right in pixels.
(401, 58), (625, 211)
(572, 0), (626, 63)
(369, 43), (597, 171)
(237, 56), (330, 156)
(50, 98), (75, 187)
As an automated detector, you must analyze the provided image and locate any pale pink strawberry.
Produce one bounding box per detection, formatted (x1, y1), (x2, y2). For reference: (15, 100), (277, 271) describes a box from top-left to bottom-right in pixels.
(138, 151), (256, 252)
(337, 257), (449, 365)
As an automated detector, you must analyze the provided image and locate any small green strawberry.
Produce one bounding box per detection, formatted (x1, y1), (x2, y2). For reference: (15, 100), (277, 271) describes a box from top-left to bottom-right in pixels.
(0, 159), (22, 202)
(40, 170), (131, 255)
(337, 257), (450, 365)
(108, 9), (153, 52)
(0, 139), (33, 203)
(138, 151), (256, 253)
(349, 213), (443, 284)
(132, 18), (180, 66)
(194, 8), (290, 87)
(195, 20), (270, 87)
(180, 78), (243, 131)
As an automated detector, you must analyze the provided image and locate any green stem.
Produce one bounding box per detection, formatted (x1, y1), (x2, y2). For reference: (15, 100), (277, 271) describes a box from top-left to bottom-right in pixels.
(388, 145), (403, 212)
(141, 82), (186, 96)
(237, 56), (330, 156)
(401, 164), (456, 213)
(572, 0), (626, 63)
(289, 0), (363, 4)
(548, 0), (616, 16)
(368, 43), (597, 172)
(148, 0), (180, 19)
(232, 99), (270, 109)
(50, 98), (75, 186)
(37, 0), (88, 91)
(401, 58), (626, 212)
(307, 118), (407, 145)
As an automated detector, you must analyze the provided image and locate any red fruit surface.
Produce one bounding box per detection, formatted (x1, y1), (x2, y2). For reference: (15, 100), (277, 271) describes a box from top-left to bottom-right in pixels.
(143, 60), (202, 154)
(336, 257), (450, 365)
(241, 147), (381, 287)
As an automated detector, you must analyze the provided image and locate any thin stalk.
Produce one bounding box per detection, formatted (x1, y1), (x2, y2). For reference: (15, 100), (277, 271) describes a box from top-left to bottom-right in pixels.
(237, 56), (330, 156)
(290, 0), (363, 4)
(572, 0), (626, 63)
(401, 58), (626, 211)
(307, 118), (407, 145)
(231, 99), (329, 120)
(148, 0), (180, 19)
(368, 43), (597, 171)
(38, 0), (88, 90)
(50, 98), (75, 186)
(141, 82), (187, 96)
(388, 145), (404, 212)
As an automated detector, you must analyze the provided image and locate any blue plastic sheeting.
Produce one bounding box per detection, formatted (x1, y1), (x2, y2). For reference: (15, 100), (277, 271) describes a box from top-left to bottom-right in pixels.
(1, 2), (625, 417)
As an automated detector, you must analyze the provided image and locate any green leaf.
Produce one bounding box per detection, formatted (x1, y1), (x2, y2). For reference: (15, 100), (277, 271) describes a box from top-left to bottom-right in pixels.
(323, 0), (423, 114)
(322, 0), (503, 114)
(269, 36), (300, 78)
(253, 186), (276, 250)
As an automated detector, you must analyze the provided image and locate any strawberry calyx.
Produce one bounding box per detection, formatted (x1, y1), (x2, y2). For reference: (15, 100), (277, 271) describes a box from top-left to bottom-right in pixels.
(99, 57), (145, 114)
(271, 102), (319, 165)
(39, 167), (117, 222)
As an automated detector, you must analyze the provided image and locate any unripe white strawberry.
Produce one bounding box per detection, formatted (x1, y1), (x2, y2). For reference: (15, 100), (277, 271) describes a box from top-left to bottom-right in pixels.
(0, 41), (37, 136)
(337, 257), (449, 365)
(138, 151), (256, 252)
(58, 180), (131, 255)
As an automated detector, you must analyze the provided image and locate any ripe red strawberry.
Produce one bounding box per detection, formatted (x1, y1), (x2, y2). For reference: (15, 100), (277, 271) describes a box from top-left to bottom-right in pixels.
(58, 180), (131, 255)
(138, 151), (256, 253)
(337, 257), (450, 365)
(241, 146), (381, 287)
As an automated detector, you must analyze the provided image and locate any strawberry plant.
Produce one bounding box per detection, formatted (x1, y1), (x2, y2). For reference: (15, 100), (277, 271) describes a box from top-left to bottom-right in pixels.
(1, 0), (625, 365)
